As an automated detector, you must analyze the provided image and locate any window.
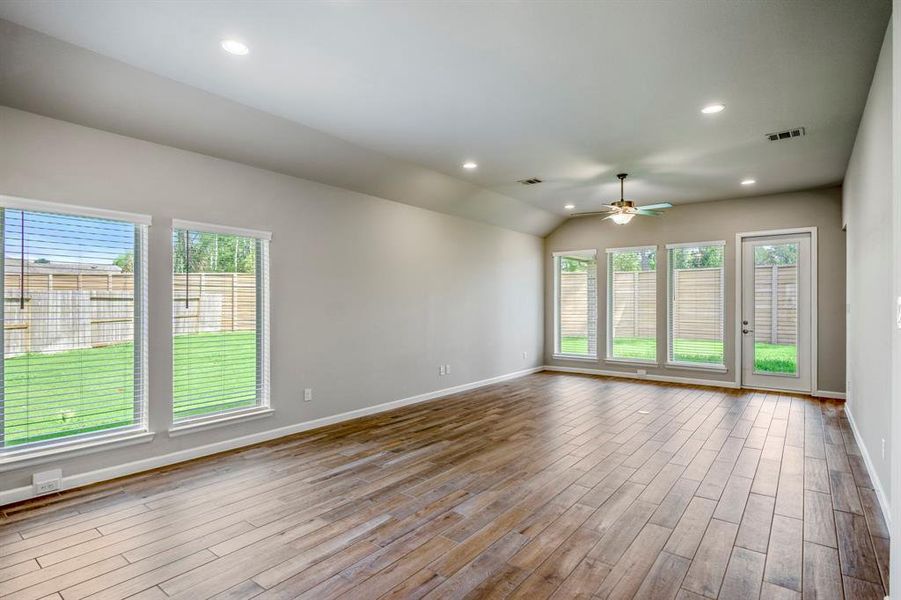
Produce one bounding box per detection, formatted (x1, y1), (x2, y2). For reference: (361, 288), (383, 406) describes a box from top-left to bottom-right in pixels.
(554, 250), (597, 358)
(607, 246), (657, 362)
(172, 221), (270, 423)
(667, 241), (726, 368)
(1, 199), (149, 452)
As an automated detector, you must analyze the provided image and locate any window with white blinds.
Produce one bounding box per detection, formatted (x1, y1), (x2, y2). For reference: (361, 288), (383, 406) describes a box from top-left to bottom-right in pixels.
(554, 250), (597, 358)
(667, 241), (726, 368)
(0, 202), (148, 451)
(172, 222), (270, 423)
(607, 246), (657, 362)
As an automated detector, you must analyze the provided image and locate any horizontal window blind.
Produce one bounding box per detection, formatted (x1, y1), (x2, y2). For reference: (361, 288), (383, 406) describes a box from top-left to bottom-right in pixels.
(556, 251), (597, 357)
(172, 226), (270, 423)
(1, 207), (147, 450)
(607, 246), (656, 361)
(667, 241), (725, 366)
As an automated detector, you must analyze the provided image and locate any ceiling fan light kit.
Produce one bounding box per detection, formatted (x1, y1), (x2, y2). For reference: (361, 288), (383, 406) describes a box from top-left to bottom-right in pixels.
(569, 173), (672, 224)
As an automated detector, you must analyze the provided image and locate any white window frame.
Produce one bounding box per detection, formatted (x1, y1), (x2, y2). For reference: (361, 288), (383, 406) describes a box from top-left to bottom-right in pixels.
(0, 195), (152, 467)
(168, 219), (272, 434)
(605, 245), (658, 366)
(553, 249), (598, 361)
(666, 240), (728, 372)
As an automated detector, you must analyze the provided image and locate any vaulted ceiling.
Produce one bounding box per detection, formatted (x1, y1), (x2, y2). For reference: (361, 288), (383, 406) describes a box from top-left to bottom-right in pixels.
(0, 1), (890, 235)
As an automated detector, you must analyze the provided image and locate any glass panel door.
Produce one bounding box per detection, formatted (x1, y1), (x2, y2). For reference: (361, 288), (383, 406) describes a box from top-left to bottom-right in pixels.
(741, 233), (811, 392)
(752, 242), (799, 375)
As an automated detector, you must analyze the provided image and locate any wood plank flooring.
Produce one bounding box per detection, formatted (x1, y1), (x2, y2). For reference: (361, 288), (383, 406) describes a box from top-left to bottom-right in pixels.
(0, 372), (890, 599)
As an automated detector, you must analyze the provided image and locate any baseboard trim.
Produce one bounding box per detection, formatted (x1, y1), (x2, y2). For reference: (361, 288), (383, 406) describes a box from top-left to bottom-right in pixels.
(844, 404), (892, 532)
(0, 366), (543, 507)
(813, 390), (847, 400)
(543, 365), (740, 389)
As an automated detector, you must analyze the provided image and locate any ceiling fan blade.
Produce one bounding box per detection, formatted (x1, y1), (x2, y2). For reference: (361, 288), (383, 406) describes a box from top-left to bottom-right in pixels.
(638, 203), (672, 210)
(569, 211), (615, 218)
(570, 205), (617, 216)
(636, 209), (663, 216)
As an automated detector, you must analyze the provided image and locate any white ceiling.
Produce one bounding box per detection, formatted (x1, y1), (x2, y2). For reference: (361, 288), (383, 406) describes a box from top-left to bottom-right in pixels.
(0, 0), (890, 234)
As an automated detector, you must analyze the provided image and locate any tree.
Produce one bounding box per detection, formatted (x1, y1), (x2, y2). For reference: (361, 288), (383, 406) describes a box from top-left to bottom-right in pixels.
(672, 246), (723, 269)
(611, 249), (656, 272)
(754, 244), (797, 266)
(560, 257), (594, 273)
(173, 231), (256, 274)
(113, 252), (134, 273)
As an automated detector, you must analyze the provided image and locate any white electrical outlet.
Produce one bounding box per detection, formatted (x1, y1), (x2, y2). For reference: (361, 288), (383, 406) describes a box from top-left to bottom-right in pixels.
(637, 369), (647, 377)
(522, 352), (528, 359)
(445, 364), (451, 375)
(304, 388), (312, 402)
(439, 365), (446, 376)
(33, 469), (62, 495)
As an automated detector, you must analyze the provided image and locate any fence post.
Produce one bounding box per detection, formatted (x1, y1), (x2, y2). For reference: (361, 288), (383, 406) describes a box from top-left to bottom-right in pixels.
(771, 265), (778, 344)
(232, 273), (238, 331)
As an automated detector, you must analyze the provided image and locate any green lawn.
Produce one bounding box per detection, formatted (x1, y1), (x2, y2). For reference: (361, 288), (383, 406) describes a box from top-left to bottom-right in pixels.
(561, 336), (796, 373)
(4, 331), (256, 446)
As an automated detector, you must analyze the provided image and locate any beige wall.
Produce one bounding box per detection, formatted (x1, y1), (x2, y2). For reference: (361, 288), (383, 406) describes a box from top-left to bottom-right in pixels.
(544, 187), (846, 393)
(845, 20), (892, 509)
(0, 106), (544, 494)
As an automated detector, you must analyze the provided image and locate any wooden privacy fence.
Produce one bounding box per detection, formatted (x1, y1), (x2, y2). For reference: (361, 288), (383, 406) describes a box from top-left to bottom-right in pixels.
(670, 267), (723, 342)
(562, 265), (798, 344)
(752, 264), (798, 345)
(3, 272), (255, 356)
(559, 268), (598, 354)
(611, 271), (656, 339)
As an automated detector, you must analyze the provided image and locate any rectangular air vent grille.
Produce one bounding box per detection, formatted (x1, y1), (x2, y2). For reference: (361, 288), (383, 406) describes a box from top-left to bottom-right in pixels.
(766, 127), (806, 142)
(517, 177), (543, 185)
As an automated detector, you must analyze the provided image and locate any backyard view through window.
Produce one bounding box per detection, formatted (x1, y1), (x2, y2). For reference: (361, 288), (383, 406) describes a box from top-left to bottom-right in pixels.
(1, 207), (147, 448)
(667, 242), (726, 367)
(172, 226), (269, 422)
(752, 242), (799, 374)
(607, 246), (656, 361)
(556, 251), (597, 357)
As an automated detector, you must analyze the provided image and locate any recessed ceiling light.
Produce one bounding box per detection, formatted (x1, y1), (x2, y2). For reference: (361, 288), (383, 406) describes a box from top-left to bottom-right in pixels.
(741, 179), (756, 186)
(564, 204), (575, 210)
(221, 39), (250, 56)
(462, 161), (478, 170)
(701, 103), (725, 114)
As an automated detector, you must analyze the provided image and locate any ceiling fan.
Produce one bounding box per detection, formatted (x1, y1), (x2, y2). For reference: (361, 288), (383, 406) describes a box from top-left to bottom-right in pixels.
(572, 173), (672, 224)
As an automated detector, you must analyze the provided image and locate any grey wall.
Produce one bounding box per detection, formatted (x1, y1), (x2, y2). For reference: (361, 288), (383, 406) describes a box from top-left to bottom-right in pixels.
(891, 7), (899, 594)
(544, 188), (846, 393)
(845, 20), (892, 507)
(0, 106), (544, 492)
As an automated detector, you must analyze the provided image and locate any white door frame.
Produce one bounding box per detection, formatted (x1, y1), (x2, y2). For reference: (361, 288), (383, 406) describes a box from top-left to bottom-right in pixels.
(734, 227), (818, 393)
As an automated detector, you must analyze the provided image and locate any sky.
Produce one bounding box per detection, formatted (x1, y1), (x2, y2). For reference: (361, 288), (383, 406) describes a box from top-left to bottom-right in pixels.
(2, 209), (134, 266)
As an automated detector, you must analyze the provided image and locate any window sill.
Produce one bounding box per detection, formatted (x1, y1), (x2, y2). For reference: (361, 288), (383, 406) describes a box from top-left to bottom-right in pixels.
(605, 358), (659, 367)
(552, 354), (598, 363)
(665, 362), (729, 373)
(0, 429), (155, 471)
(168, 407), (274, 438)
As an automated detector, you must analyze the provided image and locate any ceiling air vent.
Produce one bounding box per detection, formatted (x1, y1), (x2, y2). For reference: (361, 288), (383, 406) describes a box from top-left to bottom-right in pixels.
(517, 177), (543, 185)
(766, 127), (806, 142)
